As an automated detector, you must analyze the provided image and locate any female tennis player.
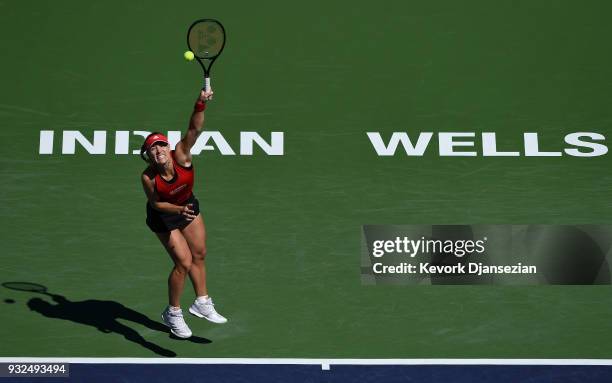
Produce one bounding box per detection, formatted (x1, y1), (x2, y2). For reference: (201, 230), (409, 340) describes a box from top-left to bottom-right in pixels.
(140, 88), (227, 339)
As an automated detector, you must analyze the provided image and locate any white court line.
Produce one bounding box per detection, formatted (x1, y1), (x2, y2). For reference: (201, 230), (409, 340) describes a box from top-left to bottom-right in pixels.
(2, 358), (612, 371)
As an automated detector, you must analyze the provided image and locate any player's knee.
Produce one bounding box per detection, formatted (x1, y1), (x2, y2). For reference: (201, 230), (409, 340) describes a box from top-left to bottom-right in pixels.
(193, 247), (207, 262)
(175, 260), (192, 274)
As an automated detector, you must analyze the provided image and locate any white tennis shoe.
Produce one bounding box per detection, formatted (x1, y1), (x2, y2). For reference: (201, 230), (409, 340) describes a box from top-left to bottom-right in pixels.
(189, 297), (228, 324)
(161, 307), (193, 338)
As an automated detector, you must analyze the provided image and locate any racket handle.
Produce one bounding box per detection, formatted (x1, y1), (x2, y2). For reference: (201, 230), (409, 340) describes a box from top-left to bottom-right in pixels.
(204, 76), (211, 92)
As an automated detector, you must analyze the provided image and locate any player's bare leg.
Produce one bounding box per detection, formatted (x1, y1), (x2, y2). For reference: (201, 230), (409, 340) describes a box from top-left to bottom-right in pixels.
(156, 230), (193, 338)
(181, 214), (228, 323)
(157, 230), (193, 307)
(180, 214), (208, 297)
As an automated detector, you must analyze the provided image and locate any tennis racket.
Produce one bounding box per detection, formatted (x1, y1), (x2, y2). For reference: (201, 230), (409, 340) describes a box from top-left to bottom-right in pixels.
(187, 19), (226, 92)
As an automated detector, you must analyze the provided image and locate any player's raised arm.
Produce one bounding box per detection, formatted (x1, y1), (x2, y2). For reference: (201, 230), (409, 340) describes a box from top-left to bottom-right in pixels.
(175, 89), (214, 166)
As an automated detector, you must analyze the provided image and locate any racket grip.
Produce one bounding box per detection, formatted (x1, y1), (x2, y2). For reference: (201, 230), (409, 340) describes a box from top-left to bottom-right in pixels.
(204, 77), (211, 92)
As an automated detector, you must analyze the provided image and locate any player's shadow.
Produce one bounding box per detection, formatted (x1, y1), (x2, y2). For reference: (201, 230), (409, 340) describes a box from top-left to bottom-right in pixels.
(4, 283), (211, 357)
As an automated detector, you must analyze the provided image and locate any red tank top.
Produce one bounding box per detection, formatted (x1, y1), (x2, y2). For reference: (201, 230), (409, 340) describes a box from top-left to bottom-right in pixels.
(154, 151), (194, 205)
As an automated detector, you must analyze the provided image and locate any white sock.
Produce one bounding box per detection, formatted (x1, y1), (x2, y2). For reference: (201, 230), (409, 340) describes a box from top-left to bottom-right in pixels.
(169, 305), (181, 312)
(196, 295), (209, 303)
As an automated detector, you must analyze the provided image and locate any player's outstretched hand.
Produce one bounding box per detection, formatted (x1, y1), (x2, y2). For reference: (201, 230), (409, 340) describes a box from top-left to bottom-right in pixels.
(200, 89), (213, 102)
(180, 203), (197, 221)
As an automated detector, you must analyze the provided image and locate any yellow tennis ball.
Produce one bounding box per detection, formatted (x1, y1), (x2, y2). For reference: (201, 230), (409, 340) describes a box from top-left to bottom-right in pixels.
(184, 51), (195, 61)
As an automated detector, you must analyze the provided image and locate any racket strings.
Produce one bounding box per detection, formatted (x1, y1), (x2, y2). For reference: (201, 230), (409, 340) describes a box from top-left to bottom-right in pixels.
(188, 21), (225, 59)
